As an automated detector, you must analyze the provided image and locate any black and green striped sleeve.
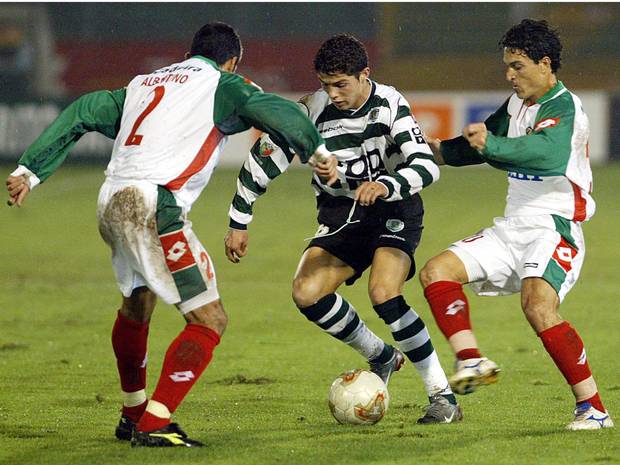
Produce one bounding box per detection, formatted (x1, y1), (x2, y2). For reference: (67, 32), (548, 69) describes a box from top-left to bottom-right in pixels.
(376, 97), (440, 201)
(228, 134), (296, 229)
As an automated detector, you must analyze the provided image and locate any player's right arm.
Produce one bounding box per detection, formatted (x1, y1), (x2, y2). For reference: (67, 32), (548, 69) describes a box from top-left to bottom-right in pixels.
(6, 89), (126, 206)
(439, 98), (510, 166)
(228, 134), (296, 231)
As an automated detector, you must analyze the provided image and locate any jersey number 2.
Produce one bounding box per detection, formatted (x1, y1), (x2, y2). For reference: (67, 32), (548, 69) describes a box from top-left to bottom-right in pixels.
(124, 85), (165, 146)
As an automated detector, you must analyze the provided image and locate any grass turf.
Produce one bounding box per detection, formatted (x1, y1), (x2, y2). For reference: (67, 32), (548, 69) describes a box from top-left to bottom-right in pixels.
(0, 164), (618, 465)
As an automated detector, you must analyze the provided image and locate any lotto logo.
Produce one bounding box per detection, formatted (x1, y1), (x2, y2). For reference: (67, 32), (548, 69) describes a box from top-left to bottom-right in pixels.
(166, 241), (187, 263)
(446, 299), (466, 315)
(159, 230), (197, 272)
(169, 370), (195, 382)
(557, 247), (573, 263)
(552, 238), (577, 272)
(577, 348), (587, 365)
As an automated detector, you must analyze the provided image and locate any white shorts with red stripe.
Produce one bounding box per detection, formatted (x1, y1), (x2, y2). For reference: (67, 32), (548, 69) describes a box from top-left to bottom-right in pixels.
(448, 215), (585, 303)
(96, 179), (219, 313)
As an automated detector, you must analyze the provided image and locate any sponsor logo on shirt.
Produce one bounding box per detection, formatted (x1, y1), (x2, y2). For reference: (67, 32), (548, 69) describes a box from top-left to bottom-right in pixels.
(508, 172), (543, 181)
(319, 124), (344, 134)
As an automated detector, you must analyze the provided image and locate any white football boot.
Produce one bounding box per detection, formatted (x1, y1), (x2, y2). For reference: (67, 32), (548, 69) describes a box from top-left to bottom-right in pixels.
(449, 357), (500, 395)
(566, 403), (614, 431)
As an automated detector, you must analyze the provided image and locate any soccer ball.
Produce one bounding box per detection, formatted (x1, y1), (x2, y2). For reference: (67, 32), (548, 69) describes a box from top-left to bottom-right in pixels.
(328, 369), (389, 425)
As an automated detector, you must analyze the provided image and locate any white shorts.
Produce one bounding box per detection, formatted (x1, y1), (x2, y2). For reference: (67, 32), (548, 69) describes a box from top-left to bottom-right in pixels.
(96, 179), (219, 313)
(449, 215), (585, 303)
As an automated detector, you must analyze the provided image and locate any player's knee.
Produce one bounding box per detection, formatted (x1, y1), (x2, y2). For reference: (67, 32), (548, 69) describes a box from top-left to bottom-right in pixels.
(368, 283), (399, 306)
(292, 275), (324, 309)
(120, 286), (156, 322)
(521, 299), (560, 332)
(419, 256), (453, 288)
(185, 300), (228, 335)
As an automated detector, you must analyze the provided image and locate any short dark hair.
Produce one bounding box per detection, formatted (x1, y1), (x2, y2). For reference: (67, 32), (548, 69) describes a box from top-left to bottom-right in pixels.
(500, 19), (562, 73)
(313, 34), (368, 76)
(190, 22), (242, 65)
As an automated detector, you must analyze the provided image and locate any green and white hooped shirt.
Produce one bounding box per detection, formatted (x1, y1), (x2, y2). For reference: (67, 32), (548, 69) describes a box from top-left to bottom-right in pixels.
(229, 80), (439, 228)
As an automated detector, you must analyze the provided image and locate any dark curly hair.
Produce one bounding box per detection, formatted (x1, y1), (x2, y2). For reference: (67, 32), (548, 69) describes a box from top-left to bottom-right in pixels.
(313, 34), (368, 76)
(190, 22), (242, 65)
(500, 19), (562, 72)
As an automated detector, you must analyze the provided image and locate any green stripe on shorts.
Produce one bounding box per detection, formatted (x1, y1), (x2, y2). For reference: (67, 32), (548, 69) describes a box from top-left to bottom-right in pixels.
(542, 258), (566, 294)
(156, 185), (208, 301)
(156, 186), (184, 235)
(552, 215), (578, 250)
(172, 265), (208, 301)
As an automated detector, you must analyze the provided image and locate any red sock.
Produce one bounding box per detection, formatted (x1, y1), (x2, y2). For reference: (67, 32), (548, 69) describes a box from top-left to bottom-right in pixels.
(137, 324), (220, 432)
(112, 311), (149, 393)
(579, 393), (605, 413)
(424, 281), (474, 339)
(456, 348), (482, 360)
(538, 321), (604, 411)
(122, 401), (147, 423)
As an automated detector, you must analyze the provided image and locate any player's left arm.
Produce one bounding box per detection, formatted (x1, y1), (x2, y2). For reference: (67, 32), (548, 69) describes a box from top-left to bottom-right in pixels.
(375, 97), (440, 202)
(475, 98), (575, 171)
(7, 88), (126, 206)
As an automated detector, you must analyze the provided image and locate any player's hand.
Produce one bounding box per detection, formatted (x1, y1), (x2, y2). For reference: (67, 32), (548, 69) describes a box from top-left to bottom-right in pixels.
(310, 154), (339, 187)
(6, 175), (31, 207)
(424, 133), (445, 165)
(355, 181), (388, 206)
(463, 123), (488, 151)
(224, 228), (249, 263)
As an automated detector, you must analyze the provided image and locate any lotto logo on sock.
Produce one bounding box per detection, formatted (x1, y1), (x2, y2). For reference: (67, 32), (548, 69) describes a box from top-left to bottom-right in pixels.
(577, 348), (587, 365)
(169, 370), (195, 382)
(446, 299), (466, 315)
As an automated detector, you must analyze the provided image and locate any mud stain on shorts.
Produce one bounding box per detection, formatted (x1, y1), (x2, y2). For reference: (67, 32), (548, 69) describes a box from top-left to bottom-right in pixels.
(98, 186), (155, 246)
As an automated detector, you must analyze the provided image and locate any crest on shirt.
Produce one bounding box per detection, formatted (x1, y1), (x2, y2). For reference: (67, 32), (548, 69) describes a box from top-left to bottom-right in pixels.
(386, 219), (404, 233)
(259, 140), (276, 157)
(368, 108), (380, 122)
(534, 118), (560, 132)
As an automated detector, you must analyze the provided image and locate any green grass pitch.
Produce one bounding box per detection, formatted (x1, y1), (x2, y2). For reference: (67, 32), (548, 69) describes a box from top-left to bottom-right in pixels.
(1, 164), (618, 465)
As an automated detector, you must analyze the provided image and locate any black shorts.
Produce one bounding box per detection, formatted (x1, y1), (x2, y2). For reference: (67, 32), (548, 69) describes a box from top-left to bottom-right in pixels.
(307, 194), (424, 285)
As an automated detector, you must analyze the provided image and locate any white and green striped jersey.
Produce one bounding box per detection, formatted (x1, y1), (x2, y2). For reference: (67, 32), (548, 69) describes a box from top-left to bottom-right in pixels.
(15, 56), (323, 212)
(229, 80), (439, 228)
(441, 81), (595, 222)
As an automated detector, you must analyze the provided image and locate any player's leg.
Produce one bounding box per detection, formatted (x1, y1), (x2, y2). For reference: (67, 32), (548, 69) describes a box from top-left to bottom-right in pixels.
(292, 247), (392, 369)
(420, 246), (501, 395)
(135, 298), (225, 446)
(419, 250), (480, 360)
(370, 247), (461, 424)
(97, 182), (159, 439)
(130, 185), (226, 446)
(112, 286), (156, 440)
(522, 278), (613, 430)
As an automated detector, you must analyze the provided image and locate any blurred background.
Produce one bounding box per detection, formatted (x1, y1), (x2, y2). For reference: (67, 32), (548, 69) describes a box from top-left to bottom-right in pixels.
(1, 2), (619, 165)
